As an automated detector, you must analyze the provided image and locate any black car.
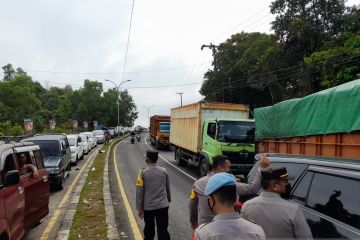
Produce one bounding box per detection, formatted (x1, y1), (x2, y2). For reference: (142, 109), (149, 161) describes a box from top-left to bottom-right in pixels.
(22, 134), (71, 190)
(246, 153), (360, 239)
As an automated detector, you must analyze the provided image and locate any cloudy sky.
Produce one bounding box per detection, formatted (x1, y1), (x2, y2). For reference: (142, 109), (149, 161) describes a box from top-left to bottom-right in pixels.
(1, 0), (358, 127)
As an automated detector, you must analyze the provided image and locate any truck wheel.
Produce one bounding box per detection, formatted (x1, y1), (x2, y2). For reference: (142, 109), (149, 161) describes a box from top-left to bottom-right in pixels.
(175, 149), (187, 166)
(199, 159), (209, 177)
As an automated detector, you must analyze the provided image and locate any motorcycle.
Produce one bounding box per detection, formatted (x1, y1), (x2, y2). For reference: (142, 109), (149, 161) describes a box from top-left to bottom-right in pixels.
(131, 135), (135, 144)
(136, 134), (141, 142)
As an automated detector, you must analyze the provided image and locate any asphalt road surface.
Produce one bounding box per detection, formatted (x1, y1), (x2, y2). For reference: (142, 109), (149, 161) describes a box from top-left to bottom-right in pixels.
(23, 145), (101, 240)
(114, 133), (201, 240)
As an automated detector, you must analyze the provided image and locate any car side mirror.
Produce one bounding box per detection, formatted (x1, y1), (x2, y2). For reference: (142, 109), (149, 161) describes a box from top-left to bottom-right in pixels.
(4, 170), (20, 187)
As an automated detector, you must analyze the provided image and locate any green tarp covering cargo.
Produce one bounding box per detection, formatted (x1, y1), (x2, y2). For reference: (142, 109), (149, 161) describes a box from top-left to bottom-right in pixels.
(255, 79), (360, 159)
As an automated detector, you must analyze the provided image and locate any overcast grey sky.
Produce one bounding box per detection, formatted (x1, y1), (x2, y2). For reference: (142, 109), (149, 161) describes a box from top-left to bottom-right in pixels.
(1, 0), (358, 127)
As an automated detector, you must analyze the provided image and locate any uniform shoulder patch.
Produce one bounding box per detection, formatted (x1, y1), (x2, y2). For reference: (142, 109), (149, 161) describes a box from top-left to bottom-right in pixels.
(189, 188), (197, 200)
(136, 169), (144, 187)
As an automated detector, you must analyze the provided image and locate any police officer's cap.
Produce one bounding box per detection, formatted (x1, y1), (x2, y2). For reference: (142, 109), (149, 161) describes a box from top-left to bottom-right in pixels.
(205, 173), (236, 196)
(261, 167), (290, 181)
(146, 150), (158, 161)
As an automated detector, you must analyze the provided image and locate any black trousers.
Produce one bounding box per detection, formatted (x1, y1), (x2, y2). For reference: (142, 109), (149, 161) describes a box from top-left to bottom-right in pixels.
(144, 207), (170, 240)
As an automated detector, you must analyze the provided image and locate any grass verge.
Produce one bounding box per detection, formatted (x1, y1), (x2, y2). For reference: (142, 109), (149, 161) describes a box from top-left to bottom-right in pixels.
(69, 137), (124, 240)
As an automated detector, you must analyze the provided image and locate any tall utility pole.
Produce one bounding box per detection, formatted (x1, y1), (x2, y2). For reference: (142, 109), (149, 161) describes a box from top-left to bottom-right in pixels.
(201, 43), (219, 70)
(143, 105), (155, 122)
(176, 92), (184, 106)
(104, 79), (131, 128)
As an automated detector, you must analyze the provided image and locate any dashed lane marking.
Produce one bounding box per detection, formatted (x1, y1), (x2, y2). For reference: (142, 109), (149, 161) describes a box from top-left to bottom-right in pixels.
(113, 140), (143, 240)
(40, 147), (100, 240)
(144, 137), (197, 181)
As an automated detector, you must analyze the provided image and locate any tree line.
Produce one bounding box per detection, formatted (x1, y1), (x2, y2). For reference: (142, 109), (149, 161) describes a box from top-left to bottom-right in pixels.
(200, 0), (360, 108)
(0, 64), (137, 136)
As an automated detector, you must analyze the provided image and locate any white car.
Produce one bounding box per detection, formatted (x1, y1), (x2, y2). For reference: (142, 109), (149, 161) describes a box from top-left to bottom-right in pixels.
(67, 134), (84, 165)
(79, 133), (91, 154)
(83, 131), (96, 148)
(93, 130), (105, 144)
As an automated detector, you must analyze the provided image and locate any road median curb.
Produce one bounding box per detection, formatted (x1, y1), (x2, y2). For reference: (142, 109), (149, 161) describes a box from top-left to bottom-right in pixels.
(103, 136), (129, 239)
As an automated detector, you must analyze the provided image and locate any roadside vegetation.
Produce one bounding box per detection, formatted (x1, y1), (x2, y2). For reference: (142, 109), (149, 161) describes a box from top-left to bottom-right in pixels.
(0, 65), (137, 135)
(69, 136), (126, 240)
(69, 143), (110, 240)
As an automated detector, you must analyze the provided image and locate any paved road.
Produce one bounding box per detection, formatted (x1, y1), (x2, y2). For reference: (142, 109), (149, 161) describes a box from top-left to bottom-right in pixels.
(23, 145), (101, 240)
(114, 133), (201, 240)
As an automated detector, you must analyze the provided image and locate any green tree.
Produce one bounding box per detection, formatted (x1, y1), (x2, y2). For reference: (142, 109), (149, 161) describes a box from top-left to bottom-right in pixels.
(2, 64), (16, 81)
(270, 0), (348, 60)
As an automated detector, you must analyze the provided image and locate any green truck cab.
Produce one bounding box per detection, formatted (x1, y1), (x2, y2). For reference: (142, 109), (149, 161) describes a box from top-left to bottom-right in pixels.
(170, 102), (255, 177)
(200, 119), (255, 176)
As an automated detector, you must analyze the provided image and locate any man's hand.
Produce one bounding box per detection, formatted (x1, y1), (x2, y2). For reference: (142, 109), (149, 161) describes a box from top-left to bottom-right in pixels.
(259, 154), (270, 168)
(138, 209), (144, 219)
(191, 223), (198, 230)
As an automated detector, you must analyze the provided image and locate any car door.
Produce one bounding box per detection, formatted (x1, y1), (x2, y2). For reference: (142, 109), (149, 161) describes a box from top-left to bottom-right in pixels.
(25, 149), (49, 228)
(13, 147), (47, 230)
(291, 167), (360, 238)
(64, 137), (71, 167)
(1, 149), (25, 239)
(59, 139), (67, 172)
(78, 136), (83, 158)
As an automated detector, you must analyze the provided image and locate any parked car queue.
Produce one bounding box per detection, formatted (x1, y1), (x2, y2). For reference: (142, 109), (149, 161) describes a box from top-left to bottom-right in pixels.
(0, 130), (108, 240)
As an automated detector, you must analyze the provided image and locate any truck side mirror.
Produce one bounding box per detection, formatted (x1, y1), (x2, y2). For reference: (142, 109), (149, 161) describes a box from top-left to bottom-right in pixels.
(4, 170), (20, 187)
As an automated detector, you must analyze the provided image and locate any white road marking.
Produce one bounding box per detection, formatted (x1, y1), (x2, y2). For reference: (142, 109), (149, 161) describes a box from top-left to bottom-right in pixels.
(144, 137), (197, 181)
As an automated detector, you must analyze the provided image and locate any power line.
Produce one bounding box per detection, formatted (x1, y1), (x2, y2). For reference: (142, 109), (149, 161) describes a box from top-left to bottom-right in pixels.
(128, 82), (201, 89)
(122, 0), (135, 82)
(220, 54), (360, 87)
(211, 6), (269, 41)
(18, 62), (212, 75)
(213, 55), (360, 94)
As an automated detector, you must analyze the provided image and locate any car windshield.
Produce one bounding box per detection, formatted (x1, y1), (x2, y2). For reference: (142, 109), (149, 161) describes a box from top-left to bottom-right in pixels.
(159, 123), (170, 133)
(94, 130), (104, 136)
(30, 140), (60, 159)
(67, 137), (76, 146)
(217, 121), (255, 143)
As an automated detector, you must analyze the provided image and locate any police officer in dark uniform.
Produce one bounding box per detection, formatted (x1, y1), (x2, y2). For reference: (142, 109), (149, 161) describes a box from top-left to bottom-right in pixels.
(136, 150), (171, 240)
(241, 166), (313, 239)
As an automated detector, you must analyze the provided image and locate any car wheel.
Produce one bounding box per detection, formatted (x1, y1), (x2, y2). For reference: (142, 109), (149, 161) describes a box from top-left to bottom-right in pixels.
(73, 156), (78, 166)
(199, 159), (209, 177)
(56, 172), (65, 190)
(175, 148), (187, 166)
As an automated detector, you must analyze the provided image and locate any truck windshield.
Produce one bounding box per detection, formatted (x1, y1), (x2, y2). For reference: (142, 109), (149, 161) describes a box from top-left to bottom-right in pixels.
(217, 121), (255, 143)
(159, 123), (170, 133)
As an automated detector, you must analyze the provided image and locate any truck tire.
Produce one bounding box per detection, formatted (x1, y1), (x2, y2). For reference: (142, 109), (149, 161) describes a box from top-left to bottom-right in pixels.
(175, 148), (187, 166)
(199, 159), (210, 177)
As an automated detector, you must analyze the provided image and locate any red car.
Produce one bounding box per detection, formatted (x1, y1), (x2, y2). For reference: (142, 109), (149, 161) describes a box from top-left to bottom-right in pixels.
(0, 141), (49, 240)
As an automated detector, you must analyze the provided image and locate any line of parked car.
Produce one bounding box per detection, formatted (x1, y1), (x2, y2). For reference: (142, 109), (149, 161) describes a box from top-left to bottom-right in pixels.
(0, 130), (107, 240)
